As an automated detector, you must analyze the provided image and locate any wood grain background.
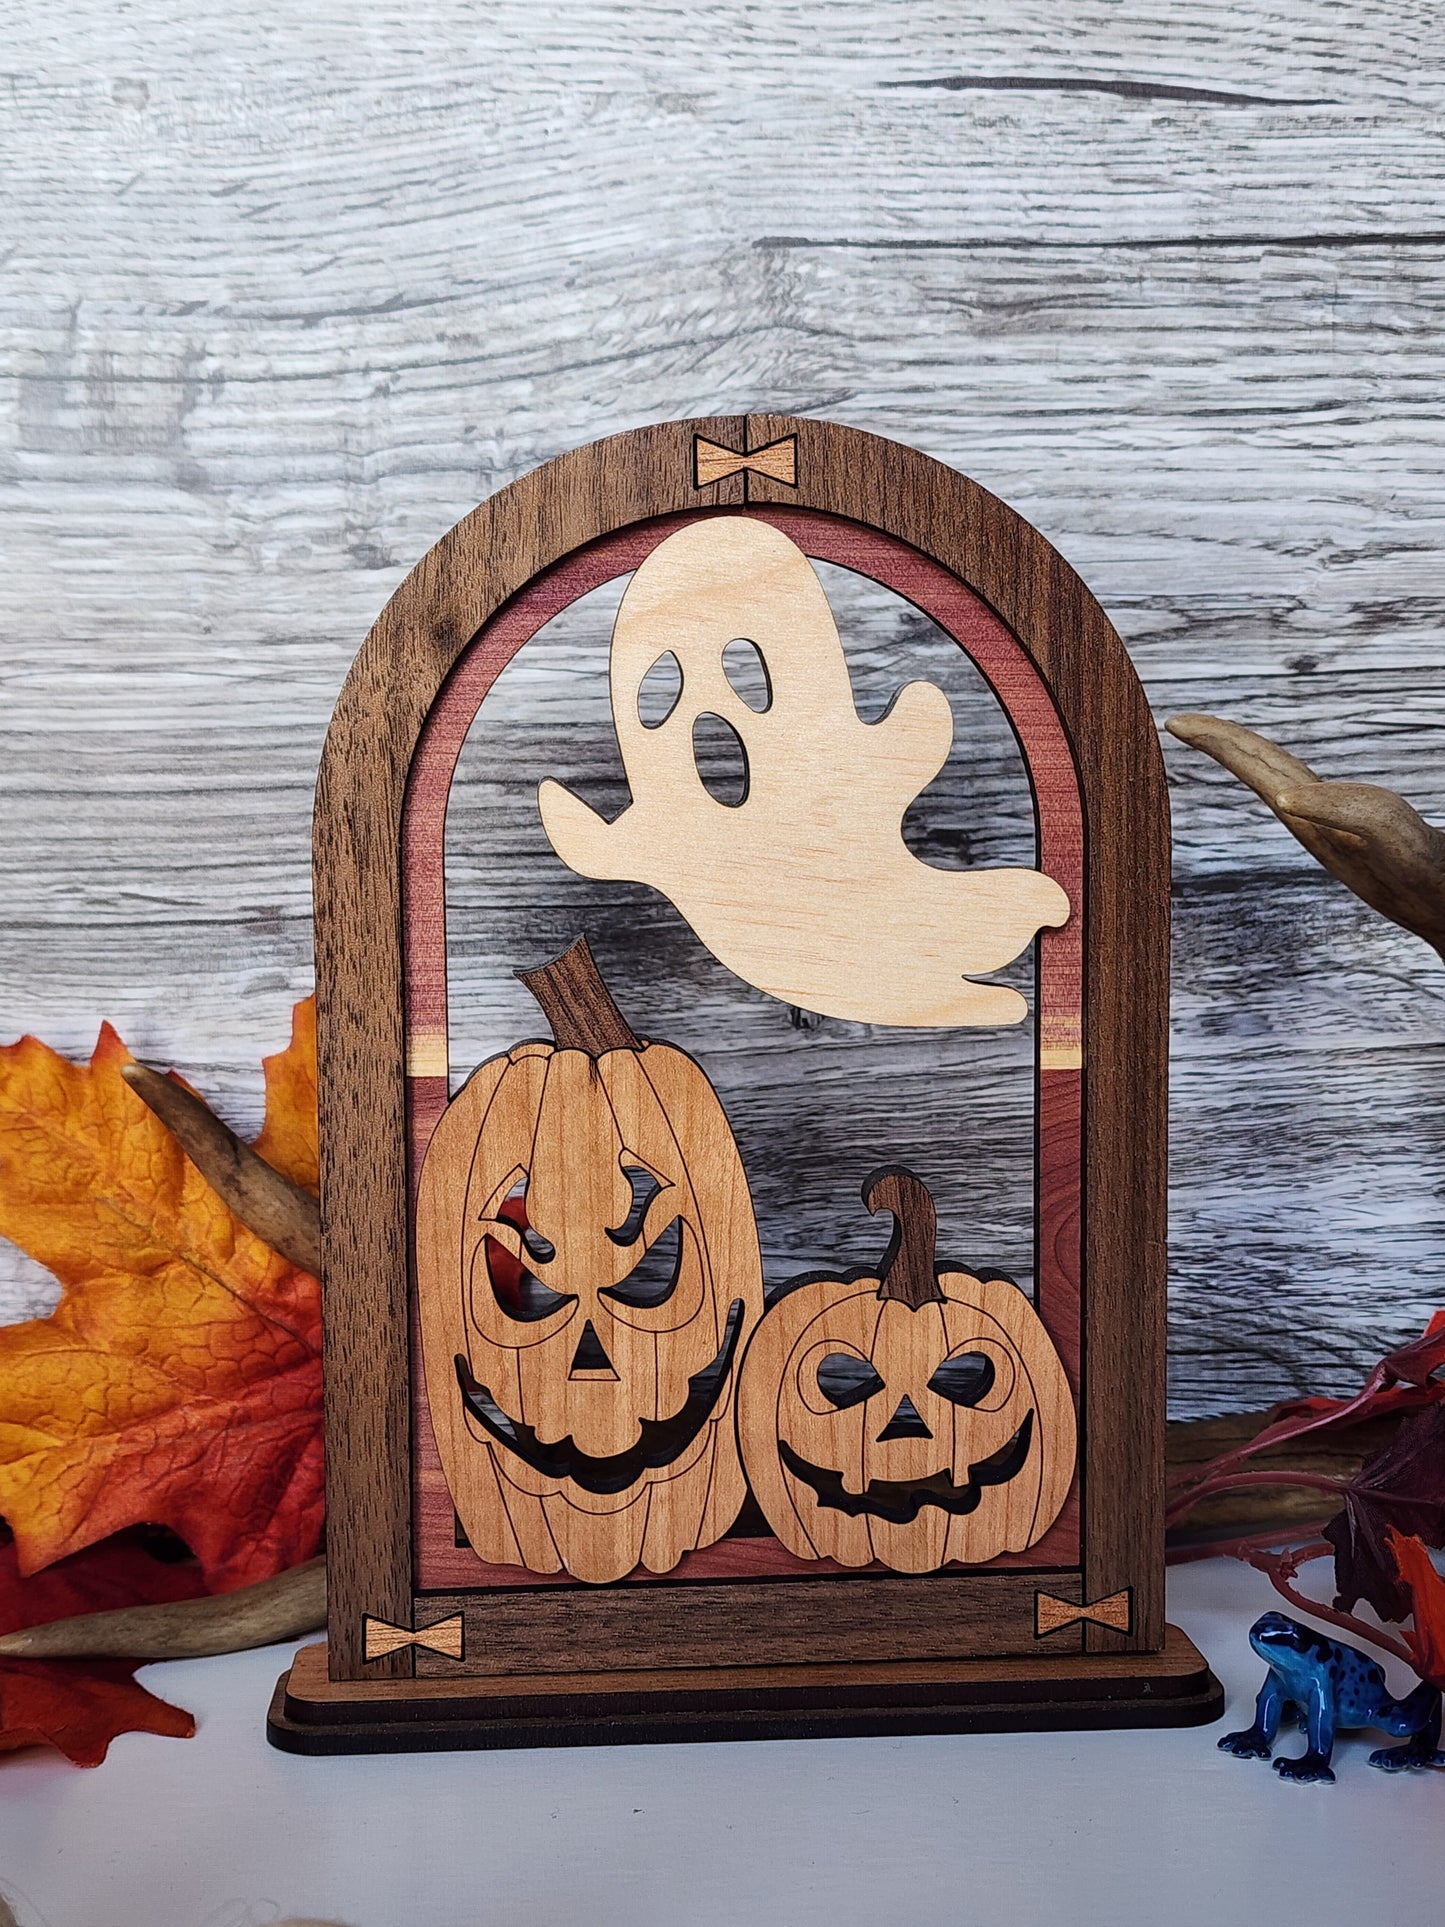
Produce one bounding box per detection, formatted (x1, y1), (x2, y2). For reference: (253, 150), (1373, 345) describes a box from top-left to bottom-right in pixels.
(1, 3), (1442, 1417)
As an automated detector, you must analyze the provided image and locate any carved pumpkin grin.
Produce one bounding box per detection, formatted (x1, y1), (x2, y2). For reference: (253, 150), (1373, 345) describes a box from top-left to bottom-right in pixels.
(776, 1410), (1035, 1526)
(454, 1296), (747, 1496)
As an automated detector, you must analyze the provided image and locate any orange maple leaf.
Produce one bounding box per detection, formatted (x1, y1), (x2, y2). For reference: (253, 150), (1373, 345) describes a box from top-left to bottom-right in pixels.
(0, 1007), (322, 1591)
(253, 997), (318, 1195)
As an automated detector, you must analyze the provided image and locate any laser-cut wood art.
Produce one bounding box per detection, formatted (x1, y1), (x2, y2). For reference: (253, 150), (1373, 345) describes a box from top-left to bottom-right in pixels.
(736, 1168), (1076, 1573)
(414, 937), (763, 1585)
(539, 516), (1071, 1028)
(272, 415), (1222, 1753)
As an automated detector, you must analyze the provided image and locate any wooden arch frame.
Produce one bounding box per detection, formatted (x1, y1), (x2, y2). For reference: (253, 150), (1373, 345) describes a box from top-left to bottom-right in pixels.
(313, 415), (1170, 1684)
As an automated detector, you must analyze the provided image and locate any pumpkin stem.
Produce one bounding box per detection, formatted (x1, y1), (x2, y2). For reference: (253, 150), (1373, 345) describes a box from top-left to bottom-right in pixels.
(515, 937), (643, 1055)
(865, 1167), (945, 1308)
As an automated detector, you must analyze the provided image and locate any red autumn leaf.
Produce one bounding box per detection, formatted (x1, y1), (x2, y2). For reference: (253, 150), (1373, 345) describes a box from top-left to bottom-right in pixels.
(1166, 1310), (1445, 1536)
(1381, 1309), (1445, 1386)
(1323, 1403), (1445, 1620)
(1388, 1527), (1445, 1691)
(0, 1528), (203, 1765)
(1243, 1308), (1445, 1446)
(0, 1009), (322, 1590)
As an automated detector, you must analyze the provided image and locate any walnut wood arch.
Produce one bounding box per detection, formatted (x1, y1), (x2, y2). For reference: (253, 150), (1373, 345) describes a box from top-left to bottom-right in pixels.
(314, 415), (1169, 1681)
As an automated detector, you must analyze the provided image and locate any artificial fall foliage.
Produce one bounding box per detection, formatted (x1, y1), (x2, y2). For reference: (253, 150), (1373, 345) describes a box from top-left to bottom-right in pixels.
(1388, 1527), (1445, 1691)
(0, 1001), (321, 1762)
(1170, 1311), (1445, 1690)
(250, 996), (318, 1197)
(0, 1003), (321, 1591)
(1323, 1404), (1445, 1621)
(0, 1528), (203, 1766)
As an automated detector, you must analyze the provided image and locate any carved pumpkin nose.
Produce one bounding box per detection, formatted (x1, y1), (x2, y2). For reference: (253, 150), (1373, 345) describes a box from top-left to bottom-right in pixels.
(875, 1394), (933, 1443)
(569, 1320), (617, 1379)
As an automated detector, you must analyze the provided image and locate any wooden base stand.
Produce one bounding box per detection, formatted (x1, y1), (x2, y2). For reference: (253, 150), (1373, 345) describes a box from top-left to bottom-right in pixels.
(267, 1626), (1222, 1755)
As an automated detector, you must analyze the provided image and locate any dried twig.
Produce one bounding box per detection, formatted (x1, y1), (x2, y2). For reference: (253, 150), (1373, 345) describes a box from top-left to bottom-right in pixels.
(0, 1557), (325, 1660)
(1164, 1409), (1399, 1547)
(1246, 1540), (1417, 1668)
(120, 1060), (321, 1274)
(1165, 713), (1445, 959)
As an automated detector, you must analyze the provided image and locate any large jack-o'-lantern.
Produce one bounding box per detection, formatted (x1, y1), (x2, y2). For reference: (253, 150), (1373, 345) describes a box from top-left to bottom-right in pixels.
(415, 938), (764, 1584)
(738, 1168), (1076, 1574)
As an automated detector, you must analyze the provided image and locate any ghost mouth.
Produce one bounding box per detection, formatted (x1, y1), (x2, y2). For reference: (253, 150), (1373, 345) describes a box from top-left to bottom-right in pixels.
(454, 1299), (746, 1498)
(778, 1410), (1035, 1526)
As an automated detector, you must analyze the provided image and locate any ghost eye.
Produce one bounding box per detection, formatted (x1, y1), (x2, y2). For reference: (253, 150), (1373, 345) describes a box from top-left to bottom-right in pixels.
(638, 650), (682, 729)
(928, 1352), (996, 1407)
(601, 1218), (682, 1309)
(607, 1166), (664, 1247)
(816, 1353), (886, 1410)
(722, 636), (772, 713)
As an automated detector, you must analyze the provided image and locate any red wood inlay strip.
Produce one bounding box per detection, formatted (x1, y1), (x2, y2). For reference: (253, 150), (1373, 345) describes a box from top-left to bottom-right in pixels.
(751, 508), (1084, 1065)
(400, 523), (692, 1173)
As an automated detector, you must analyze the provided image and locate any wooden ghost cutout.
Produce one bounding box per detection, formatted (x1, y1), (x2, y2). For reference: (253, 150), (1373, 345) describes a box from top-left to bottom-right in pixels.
(539, 517), (1070, 1027)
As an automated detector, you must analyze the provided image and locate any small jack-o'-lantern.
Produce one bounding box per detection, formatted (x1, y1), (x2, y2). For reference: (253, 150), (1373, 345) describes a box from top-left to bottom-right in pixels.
(737, 1168), (1075, 1573)
(416, 938), (764, 1585)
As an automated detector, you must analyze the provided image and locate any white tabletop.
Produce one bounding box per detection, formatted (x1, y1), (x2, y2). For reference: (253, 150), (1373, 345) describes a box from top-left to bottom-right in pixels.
(0, 1556), (1437, 1927)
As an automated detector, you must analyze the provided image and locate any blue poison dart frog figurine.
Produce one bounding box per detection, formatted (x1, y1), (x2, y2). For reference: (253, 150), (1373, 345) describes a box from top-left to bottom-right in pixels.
(1219, 1612), (1445, 1784)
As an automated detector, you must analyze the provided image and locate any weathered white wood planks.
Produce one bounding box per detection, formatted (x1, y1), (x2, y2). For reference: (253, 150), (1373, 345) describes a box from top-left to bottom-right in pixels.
(1, 3), (1442, 1412)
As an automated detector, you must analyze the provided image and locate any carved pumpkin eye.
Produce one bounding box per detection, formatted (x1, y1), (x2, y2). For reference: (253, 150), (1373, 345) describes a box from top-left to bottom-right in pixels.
(607, 1166), (664, 1247)
(487, 1246), (575, 1323)
(520, 1223), (555, 1264)
(815, 1353), (886, 1411)
(601, 1217), (683, 1309)
(927, 1351), (996, 1408)
(484, 1175), (571, 1322)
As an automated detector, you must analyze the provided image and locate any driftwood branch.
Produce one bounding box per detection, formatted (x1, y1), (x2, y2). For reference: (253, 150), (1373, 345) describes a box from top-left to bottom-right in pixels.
(0, 1558), (326, 1660)
(0, 1412), (1374, 1658)
(1165, 713), (1445, 960)
(120, 1061), (321, 1275)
